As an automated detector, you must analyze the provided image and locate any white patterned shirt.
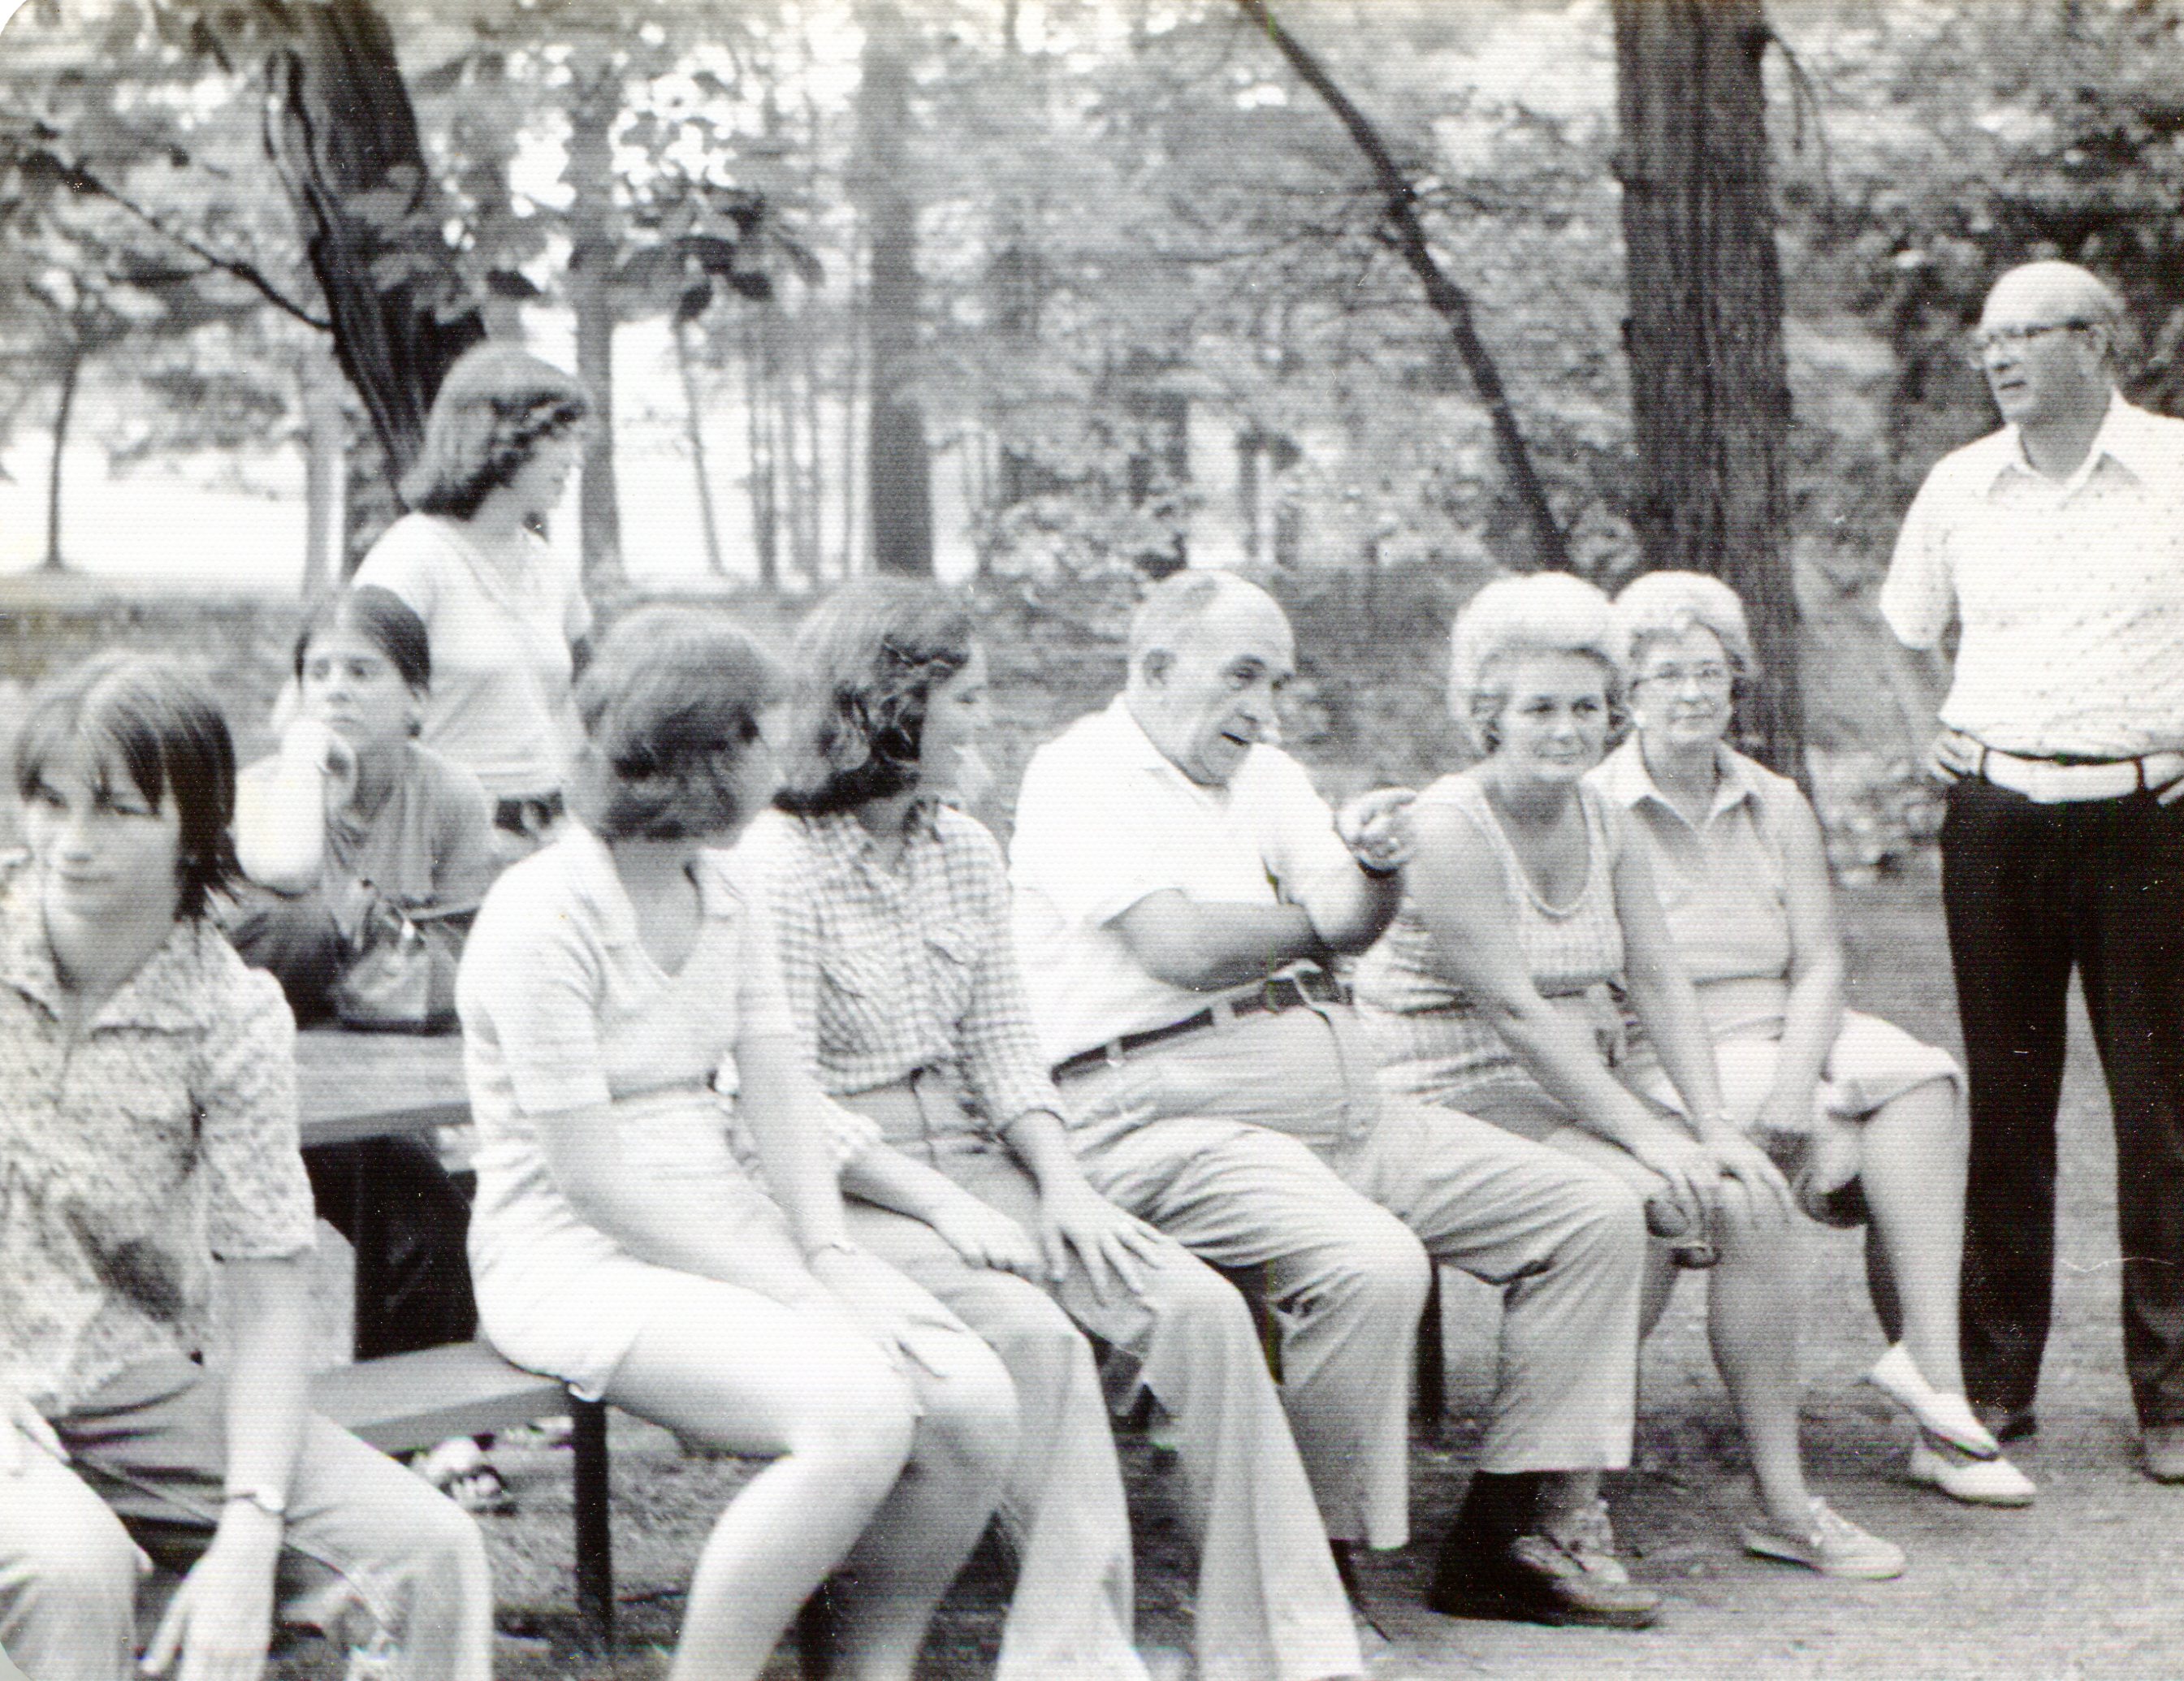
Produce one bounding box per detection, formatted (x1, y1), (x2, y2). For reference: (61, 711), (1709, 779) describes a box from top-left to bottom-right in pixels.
(0, 856), (314, 1415)
(1881, 394), (2184, 758)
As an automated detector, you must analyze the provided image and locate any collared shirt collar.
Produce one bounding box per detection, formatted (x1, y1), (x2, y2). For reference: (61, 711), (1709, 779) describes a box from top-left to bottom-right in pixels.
(1986, 391), (2160, 495)
(798, 803), (944, 879)
(1597, 737), (1758, 831)
(0, 855), (207, 1034)
(1104, 694), (1249, 795)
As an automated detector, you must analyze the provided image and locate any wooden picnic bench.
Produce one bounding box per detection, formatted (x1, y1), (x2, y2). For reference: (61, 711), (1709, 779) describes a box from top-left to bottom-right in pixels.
(294, 1028), (617, 1646)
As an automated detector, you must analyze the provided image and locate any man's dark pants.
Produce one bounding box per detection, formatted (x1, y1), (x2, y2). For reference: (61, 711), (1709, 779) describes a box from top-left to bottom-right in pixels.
(1943, 776), (2184, 1428)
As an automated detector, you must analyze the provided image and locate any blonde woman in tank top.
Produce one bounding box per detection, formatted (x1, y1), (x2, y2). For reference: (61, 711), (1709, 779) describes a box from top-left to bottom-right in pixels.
(1352, 573), (1905, 1581)
(1599, 571), (2030, 1508)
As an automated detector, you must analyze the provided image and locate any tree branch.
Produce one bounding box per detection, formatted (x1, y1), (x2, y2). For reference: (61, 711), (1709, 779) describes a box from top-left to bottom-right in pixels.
(1231, 0), (1570, 570)
(6, 138), (331, 330)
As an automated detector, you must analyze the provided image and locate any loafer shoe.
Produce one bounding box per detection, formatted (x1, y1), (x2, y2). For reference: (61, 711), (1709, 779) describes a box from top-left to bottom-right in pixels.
(1429, 1532), (1662, 1629)
(1907, 1437), (2035, 1507)
(1864, 1345), (2000, 1458)
(2143, 1424), (2184, 1484)
(1740, 1499), (1905, 1580)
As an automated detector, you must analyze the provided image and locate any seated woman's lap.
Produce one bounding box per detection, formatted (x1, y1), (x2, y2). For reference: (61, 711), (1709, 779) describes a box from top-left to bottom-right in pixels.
(596, 1266), (923, 1463)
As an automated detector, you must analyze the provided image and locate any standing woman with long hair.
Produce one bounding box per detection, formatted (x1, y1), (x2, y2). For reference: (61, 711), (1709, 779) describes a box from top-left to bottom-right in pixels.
(0, 654), (491, 1681)
(355, 342), (593, 856)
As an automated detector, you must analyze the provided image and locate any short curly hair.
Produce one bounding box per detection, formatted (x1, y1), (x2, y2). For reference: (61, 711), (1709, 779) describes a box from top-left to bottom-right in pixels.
(565, 606), (783, 843)
(1447, 572), (1622, 755)
(400, 344), (590, 520)
(13, 652), (239, 920)
(774, 577), (976, 818)
(1611, 569), (1756, 679)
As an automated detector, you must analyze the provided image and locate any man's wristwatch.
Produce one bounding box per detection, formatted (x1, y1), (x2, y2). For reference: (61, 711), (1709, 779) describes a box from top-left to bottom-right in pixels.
(223, 1482), (288, 1520)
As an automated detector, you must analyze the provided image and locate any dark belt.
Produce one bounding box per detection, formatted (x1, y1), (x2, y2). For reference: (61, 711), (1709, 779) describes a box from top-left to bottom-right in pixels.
(1051, 968), (1351, 1083)
(493, 790), (565, 836)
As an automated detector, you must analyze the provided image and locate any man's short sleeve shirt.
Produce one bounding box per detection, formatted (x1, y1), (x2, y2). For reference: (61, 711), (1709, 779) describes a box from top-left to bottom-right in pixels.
(1009, 697), (1349, 1064)
(1880, 395), (2184, 758)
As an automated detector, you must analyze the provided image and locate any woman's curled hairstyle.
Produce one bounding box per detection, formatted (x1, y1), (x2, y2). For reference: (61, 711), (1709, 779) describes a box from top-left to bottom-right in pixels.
(400, 343), (590, 521)
(566, 606), (782, 842)
(774, 577), (975, 817)
(13, 652), (239, 918)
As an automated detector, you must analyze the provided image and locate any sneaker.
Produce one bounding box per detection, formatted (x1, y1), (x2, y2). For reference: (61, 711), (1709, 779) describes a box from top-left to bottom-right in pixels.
(1864, 1345), (2000, 1458)
(1740, 1499), (1905, 1579)
(1907, 1437), (2035, 1507)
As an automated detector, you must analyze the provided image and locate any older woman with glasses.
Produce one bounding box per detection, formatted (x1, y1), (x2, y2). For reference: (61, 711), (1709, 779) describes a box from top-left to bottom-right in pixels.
(1353, 572), (1907, 1582)
(1595, 570), (2031, 1509)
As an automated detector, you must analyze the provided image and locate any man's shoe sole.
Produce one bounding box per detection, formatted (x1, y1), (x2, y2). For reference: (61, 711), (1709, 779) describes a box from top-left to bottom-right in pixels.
(1426, 1583), (1660, 1631)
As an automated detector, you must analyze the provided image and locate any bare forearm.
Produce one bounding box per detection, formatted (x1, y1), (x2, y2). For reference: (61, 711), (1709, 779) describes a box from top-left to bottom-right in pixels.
(1625, 972), (1728, 1134)
(998, 1108), (1090, 1197)
(1137, 901), (1328, 991)
(840, 1147), (977, 1225)
(1767, 964), (1844, 1113)
(218, 1256), (314, 1505)
(1294, 864), (1403, 954)
(1490, 1001), (1668, 1152)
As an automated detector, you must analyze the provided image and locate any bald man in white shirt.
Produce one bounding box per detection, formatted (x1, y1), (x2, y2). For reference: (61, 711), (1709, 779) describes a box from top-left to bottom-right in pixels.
(1883, 259), (2184, 1484)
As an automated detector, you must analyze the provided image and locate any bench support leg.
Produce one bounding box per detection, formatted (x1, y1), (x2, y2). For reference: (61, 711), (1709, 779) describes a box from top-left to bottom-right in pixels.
(572, 1398), (614, 1649)
(1414, 1267), (1446, 1444)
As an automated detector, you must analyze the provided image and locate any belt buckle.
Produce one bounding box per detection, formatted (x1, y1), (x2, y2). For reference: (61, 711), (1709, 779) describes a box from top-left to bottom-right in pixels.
(1102, 1038), (1126, 1069)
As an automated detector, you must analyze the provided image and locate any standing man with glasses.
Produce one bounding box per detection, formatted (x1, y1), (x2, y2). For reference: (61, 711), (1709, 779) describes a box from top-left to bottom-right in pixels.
(1882, 258), (2184, 1484)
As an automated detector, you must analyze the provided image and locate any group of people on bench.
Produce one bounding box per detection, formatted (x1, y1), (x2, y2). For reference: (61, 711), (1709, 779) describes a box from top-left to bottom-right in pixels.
(11, 256), (2184, 1681)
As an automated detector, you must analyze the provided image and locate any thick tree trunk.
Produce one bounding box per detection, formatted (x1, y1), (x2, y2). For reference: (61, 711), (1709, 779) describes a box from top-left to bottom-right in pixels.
(1613, 0), (1806, 780)
(858, 0), (933, 576)
(564, 59), (624, 594)
(41, 345), (80, 571)
(259, 0), (482, 520)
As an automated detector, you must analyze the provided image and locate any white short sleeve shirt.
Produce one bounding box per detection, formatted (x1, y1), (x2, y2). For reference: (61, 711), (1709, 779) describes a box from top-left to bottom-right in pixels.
(1881, 395), (2184, 758)
(354, 514), (593, 800)
(1009, 697), (1351, 1064)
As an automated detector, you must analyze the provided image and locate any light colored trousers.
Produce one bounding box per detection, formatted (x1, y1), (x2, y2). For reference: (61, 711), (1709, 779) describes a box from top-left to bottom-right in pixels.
(843, 1082), (1361, 1681)
(0, 1357), (491, 1681)
(1058, 1004), (1647, 1550)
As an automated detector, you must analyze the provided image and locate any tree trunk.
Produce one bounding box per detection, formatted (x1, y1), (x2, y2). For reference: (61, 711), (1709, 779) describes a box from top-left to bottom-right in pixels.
(564, 58), (624, 594)
(259, 0), (482, 503)
(299, 341), (346, 598)
(41, 345), (80, 571)
(858, 0), (933, 576)
(672, 315), (725, 577)
(1613, 0), (1806, 780)
(743, 315), (779, 594)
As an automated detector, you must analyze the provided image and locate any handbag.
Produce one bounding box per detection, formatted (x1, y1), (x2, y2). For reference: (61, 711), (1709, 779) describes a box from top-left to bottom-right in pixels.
(328, 892), (461, 1032)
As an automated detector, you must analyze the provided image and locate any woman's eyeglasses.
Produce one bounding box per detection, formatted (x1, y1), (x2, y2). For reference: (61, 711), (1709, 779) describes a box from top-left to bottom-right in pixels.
(1632, 663), (1732, 693)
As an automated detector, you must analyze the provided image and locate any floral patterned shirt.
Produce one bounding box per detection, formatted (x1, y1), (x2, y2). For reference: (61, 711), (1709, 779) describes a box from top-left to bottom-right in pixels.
(0, 854), (315, 1415)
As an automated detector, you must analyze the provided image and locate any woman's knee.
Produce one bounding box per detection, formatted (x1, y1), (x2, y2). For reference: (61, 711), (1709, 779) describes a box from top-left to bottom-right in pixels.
(1339, 1210), (1434, 1322)
(781, 1346), (922, 1482)
(910, 1333), (1020, 1483)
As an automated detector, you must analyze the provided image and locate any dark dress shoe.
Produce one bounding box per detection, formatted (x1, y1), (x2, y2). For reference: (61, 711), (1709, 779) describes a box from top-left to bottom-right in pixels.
(1428, 1532), (1662, 1630)
(1975, 1404), (2038, 1445)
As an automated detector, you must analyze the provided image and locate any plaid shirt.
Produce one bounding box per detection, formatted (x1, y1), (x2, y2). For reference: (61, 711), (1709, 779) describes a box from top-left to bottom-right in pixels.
(735, 806), (1065, 1139)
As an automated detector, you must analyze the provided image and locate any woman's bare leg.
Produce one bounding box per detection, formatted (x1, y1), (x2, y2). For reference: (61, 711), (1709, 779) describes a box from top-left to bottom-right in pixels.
(1706, 1204), (1814, 1530)
(1853, 1079), (1970, 1393)
(605, 1291), (919, 1681)
(822, 1329), (1019, 1681)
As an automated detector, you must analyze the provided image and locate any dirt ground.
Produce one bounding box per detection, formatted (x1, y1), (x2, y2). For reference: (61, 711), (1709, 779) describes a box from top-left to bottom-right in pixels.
(259, 861), (2182, 1681)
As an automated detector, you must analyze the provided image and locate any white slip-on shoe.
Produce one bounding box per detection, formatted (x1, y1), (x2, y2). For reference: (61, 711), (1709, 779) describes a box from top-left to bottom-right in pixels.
(1864, 1344), (2000, 1458)
(1907, 1437), (2035, 1507)
(1741, 1498), (1906, 1579)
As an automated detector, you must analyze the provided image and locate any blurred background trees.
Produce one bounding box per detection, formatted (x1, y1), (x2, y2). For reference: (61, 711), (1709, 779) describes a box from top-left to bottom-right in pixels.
(6, 0), (2183, 790)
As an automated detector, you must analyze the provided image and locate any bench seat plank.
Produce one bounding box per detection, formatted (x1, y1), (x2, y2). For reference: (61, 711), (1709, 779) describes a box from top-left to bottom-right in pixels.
(312, 1342), (567, 1454)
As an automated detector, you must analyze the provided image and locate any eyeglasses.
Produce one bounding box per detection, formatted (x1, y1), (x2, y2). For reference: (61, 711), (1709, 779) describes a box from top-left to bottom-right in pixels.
(1962, 321), (2091, 366)
(1632, 663), (1732, 693)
